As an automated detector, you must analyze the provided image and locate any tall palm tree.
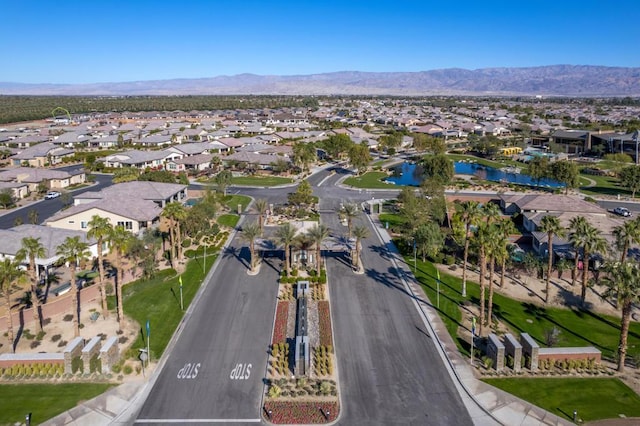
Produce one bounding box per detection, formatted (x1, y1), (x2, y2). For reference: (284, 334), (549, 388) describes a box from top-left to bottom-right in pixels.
(241, 221), (261, 273)
(483, 202), (502, 225)
(495, 218), (516, 289)
(484, 224), (501, 332)
(275, 222), (297, 276)
(18, 237), (46, 331)
(600, 261), (640, 372)
(162, 202), (187, 264)
(254, 198), (268, 236)
(56, 236), (90, 337)
(351, 224), (370, 271)
(540, 215), (566, 303)
(292, 233), (314, 269)
(307, 223), (330, 273)
(613, 218), (640, 263)
(87, 215), (113, 317)
(569, 216), (589, 287)
(110, 225), (134, 329)
(475, 222), (492, 335)
(0, 257), (25, 352)
(339, 202), (359, 238)
(453, 200), (481, 297)
(579, 224), (608, 304)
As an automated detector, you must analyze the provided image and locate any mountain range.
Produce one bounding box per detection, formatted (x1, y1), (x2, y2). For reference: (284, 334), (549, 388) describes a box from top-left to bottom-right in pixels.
(1, 65), (639, 97)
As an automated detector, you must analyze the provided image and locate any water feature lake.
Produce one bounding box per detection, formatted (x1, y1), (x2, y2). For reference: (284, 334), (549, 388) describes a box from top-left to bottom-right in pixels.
(385, 161), (564, 188)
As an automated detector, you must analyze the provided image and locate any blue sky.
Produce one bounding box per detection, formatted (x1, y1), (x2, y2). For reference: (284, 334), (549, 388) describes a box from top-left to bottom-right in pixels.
(2, 0), (639, 84)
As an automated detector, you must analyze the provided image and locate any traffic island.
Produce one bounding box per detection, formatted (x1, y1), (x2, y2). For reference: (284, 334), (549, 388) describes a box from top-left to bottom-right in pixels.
(263, 275), (340, 423)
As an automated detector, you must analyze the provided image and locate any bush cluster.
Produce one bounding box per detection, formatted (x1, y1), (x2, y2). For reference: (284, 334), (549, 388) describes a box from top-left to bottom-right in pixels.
(314, 345), (333, 376)
(1, 362), (64, 379)
(311, 284), (325, 301)
(271, 342), (290, 376)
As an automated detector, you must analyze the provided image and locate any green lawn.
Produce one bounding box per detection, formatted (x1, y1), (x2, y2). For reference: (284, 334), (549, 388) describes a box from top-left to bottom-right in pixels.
(379, 213), (407, 233)
(0, 383), (113, 425)
(408, 258), (640, 359)
(483, 377), (640, 422)
(343, 171), (396, 189)
(222, 194), (251, 212)
(579, 171), (633, 198)
(230, 175), (294, 186)
(122, 254), (217, 359)
(217, 214), (240, 228)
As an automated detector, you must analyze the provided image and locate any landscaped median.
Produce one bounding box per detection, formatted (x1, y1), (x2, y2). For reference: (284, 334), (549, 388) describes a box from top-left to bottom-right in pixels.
(263, 270), (339, 424)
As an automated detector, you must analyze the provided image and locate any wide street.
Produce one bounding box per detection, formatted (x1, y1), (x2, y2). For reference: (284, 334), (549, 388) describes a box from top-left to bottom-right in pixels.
(135, 228), (280, 423)
(133, 167), (473, 425)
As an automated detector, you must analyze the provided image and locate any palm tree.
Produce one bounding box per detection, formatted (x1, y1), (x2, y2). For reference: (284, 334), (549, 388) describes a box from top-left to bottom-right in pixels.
(254, 198), (268, 235)
(613, 218), (640, 263)
(484, 224), (501, 332)
(600, 261), (640, 372)
(569, 216), (589, 287)
(453, 200), (481, 297)
(579, 224), (608, 304)
(0, 257), (25, 351)
(241, 221), (261, 273)
(540, 215), (566, 303)
(56, 236), (91, 337)
(339, 202), (359, 238)
(87, 215), (113, 317)
(275, 222), (297, 276)
(495, 218), (516, 289)
(307, 223), (330, 273)
(351, 225), (370, 271)
(482, 202), (502, 225)
(18, 237), (45, 331)
(110, 225), (134, 329)
(475, 222), (492, 335)
(162, 202), (187, 264)
(292, 233), (314, 269)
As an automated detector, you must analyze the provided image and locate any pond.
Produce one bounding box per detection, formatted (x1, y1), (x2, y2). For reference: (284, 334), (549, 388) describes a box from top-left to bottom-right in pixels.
(385, 161), (564, 188)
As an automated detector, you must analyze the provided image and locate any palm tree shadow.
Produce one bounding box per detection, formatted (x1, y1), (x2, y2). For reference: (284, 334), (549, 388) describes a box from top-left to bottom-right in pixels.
(223, 246), (248, 268)
(325, 251), (351, 268)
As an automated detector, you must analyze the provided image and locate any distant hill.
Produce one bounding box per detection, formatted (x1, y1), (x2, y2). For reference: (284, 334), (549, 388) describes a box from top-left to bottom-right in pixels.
(1, 65), (639, 96)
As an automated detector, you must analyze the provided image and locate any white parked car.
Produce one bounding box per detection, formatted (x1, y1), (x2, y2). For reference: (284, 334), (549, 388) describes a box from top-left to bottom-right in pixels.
(45, 191), (61, 199)
(613, 207), (632, 217)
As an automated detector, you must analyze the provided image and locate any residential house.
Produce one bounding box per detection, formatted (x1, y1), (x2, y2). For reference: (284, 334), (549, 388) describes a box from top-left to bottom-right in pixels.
(166, 153), (214, 173)
(0, 167), (86, 193)
(100, 149), (180, 169)
(74, 181), (187, 208)
(46, 196), (162, 235)
(0, 225), (99, 279)
(12, 142), (75, 167)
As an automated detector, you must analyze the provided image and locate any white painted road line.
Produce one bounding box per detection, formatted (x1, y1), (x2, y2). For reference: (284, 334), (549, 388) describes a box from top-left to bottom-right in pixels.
(317, 175), (331, 187)
(135, 419), (261, 423)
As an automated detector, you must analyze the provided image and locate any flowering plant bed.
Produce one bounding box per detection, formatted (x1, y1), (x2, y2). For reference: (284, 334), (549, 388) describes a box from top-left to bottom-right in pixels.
(318, 301), (333, 347)
(263, 400), (339, 424)
(272, 301), (289, 345)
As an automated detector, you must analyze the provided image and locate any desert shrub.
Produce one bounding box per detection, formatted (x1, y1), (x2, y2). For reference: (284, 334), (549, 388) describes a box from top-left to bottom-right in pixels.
(30, 341), (41, 349)
(51, 334), (62, 342)
(123, 364), (133, 375)
(36, 331), (46, 341)
(111, 363), (122, 374)
(63, 314), (73, 322)
(268, 384), (282, 398)
(71, 356), (83, 374)
(90, 354), (102, 373)
(58, 340), (68, 348)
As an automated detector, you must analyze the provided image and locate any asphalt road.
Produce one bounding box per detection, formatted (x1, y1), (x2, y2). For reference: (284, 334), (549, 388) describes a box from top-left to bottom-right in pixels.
(135, 230), (280, 423)
(320, 199), (472, 425)
(0, 173), (113, 229)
